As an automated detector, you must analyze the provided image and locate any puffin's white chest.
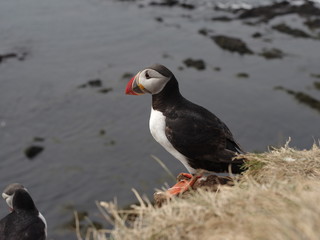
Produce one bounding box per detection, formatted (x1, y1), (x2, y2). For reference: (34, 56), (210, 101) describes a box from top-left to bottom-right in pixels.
(149, 108), (195, 173)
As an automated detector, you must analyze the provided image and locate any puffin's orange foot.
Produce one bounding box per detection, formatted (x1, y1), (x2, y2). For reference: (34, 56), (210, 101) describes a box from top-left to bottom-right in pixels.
(166, 173), (201, 196)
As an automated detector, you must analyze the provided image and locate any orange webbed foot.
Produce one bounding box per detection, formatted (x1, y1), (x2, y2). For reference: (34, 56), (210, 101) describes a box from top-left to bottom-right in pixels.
(165, 173), (201, 196)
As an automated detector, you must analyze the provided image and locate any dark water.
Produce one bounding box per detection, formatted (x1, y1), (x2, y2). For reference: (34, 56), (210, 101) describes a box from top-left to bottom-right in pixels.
(0, 0), (319, 239)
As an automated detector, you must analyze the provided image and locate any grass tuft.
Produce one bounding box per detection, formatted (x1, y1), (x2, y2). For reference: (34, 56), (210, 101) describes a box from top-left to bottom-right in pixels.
(77, 143), (320, 240)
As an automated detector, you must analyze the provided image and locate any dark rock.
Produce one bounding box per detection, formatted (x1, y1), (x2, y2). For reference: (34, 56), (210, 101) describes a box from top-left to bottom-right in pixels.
(314, 82), (320, 90)
(24, 146), (44, 159)
(236, 72), (249, 78)
(237, 1), (292, 22)
(88, 79), (102, 87)
(183, 58), (206, 70)
(236, 1), (320, 23)
(0, 53), (17, 63)
(155, 17), (163, 22)
(272, 23), (312, 38)
(213, 67), (221, 72)
(180, 3), (195, 10)
(259, 48), (285, 59)
(252, 32), (262, 38)
(150, 0), (178, 7)
(295, 1), (320, 17)
(78, 79), (103, 88)
(211, 16), (232, 22)
(310, 73), (320, 79)
(275, 86), (320, 113)
(149, 0), (194, 9)
(212, 35), (254, 55)
(198, 28), (214, 36)
(98, 87), (113, 94)
(304, 18), (320, 29)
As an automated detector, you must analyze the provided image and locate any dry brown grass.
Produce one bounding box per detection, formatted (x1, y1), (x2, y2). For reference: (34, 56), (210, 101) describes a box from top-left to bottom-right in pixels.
(77, 143), (320, 240)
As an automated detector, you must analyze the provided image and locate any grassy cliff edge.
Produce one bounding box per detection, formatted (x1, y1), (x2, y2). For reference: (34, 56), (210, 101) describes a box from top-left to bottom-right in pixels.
(78, 143), (320, 240)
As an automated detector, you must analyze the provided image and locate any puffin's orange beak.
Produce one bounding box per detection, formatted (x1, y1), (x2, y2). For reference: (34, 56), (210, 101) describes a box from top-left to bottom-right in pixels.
(125, 73), (145, 95)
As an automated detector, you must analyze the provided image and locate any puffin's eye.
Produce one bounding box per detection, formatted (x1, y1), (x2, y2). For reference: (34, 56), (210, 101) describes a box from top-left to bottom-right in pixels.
(145, 71), (151, 79)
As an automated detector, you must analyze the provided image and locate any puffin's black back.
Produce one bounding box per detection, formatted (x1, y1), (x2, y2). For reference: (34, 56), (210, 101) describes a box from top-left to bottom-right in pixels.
(152, 73), (245, 173)
(0, 189), (46, 240)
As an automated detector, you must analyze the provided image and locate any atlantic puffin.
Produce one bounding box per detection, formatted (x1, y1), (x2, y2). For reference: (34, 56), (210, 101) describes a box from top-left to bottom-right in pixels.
(0, 183), (47, 240)
(125, 64), (245, 195)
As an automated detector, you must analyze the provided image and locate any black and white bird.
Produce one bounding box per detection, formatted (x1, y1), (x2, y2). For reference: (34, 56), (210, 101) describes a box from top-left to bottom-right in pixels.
(0, 183), (47, 240)
(125, 64), (245, 194)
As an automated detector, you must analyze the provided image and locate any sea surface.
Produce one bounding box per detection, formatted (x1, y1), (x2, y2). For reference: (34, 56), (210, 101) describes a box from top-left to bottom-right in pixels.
(0, 0), (319, 239)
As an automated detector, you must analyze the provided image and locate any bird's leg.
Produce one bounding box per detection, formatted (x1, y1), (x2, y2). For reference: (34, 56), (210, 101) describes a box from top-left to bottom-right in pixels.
(166, 173), (201, 196)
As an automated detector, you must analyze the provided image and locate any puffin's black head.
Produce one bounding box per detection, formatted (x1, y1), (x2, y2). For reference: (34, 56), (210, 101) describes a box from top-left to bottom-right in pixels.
(2, 183), (36, 212)
(12, 189), (37, 212)
(125, 64), (175, 95)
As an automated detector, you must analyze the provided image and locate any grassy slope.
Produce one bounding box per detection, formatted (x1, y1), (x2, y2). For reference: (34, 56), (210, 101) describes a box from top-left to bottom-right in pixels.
(78, 144), (320, 240)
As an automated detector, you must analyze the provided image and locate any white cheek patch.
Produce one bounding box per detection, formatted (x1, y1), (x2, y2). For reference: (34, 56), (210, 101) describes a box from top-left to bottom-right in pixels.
(140, 69), (170, 94)
(2, 193), (13, 209)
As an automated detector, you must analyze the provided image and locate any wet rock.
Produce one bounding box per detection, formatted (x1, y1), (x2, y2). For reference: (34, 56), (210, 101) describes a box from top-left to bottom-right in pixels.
(99, 129), (106, 136)
(150, 0), (178, 7)
(259, 48), (285, 59)
(313, 82), (320, 90)
(310, 73), (320, 79)
(304, 18), (320, 29)
(155, 16), (163, 22)
(0, 53), (17, 63)
(78, 79), (102, 88)
(236, 1), (320, 23)
(212, 35), (254, 55)
(87, 79), (102, 87)
(236, 72), (249, 78)
(198, 28), (214, 36)
(24, 146), (44, 159)
(149, 0), (194, 9)
(237, 1), (292, 22)
(0, 51), (28, 64)
(98, 87), (113, 94)
(179, 3), (195, 10)
(275, 86), (320, 113)
(211, 16), (232, 22)
(272, 23), (312, 38)
(183, 58), (206, 70)
(252, 32), (262, 38)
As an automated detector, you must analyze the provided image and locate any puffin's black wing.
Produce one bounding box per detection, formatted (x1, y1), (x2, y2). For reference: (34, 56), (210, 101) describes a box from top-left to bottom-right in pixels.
(164, 100), (244, 173)
(21, 219), (46, 240)
(0, 212), (45, 240)
(0, 216), (6, 240)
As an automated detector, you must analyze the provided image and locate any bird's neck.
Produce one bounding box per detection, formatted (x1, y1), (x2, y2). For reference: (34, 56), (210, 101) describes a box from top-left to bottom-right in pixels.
(152, 76), (183, 112)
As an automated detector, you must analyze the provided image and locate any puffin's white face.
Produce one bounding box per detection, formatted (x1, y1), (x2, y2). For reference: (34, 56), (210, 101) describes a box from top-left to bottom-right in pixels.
(126, 68), (171, 95)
